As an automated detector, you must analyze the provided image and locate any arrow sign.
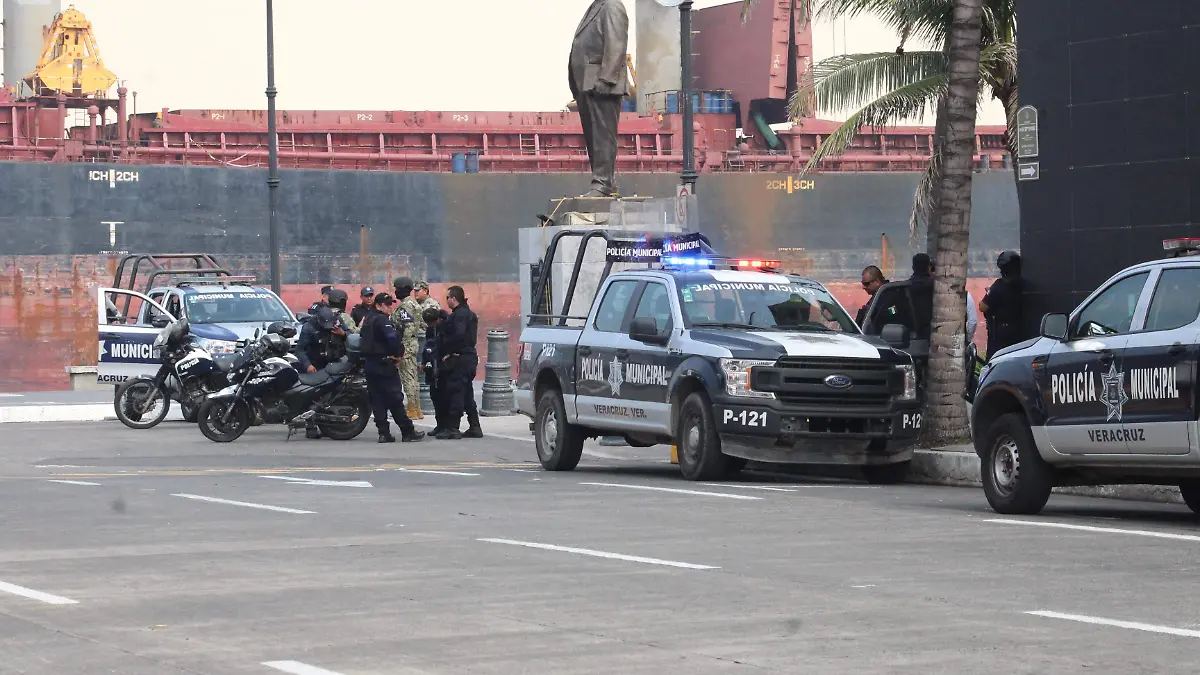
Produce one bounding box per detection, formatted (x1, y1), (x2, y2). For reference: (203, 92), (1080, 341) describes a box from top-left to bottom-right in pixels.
(260, 475), (373, 488)
(1017, 161), (1040, 181)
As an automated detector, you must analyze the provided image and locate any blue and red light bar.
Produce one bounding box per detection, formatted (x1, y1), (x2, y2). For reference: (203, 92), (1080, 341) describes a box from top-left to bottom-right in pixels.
(733, 259), (782, 270)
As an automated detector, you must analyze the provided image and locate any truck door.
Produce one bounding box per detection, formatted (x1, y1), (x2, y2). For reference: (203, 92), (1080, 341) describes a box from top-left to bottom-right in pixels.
(1041, 271), (1149, 455)
(96, 288), (175, 386)
(574, 278), (640, 427)
(1117, 266), (1200, 455)
(602, 280), (679, 435)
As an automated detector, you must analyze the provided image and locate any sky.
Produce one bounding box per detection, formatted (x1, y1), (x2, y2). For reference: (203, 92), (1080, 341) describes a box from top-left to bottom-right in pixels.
(1, 0), (1005, 126)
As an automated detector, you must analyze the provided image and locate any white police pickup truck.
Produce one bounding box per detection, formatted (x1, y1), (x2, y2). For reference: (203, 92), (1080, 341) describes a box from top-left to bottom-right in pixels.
(513, 231), (924, 482)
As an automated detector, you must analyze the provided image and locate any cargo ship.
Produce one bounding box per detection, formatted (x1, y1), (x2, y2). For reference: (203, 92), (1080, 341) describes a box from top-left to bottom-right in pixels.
(0, 1), (1017, 391)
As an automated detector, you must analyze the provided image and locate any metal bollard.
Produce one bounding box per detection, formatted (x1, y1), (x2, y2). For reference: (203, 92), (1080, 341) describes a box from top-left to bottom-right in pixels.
(480, 329), (514, 416)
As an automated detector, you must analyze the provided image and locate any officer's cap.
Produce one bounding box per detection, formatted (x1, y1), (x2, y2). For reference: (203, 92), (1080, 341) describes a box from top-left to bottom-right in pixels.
(997, 250), (1020, 268)
(320, 285), (335, 295)
(393, 276), (413, 291)
(314, 306), (338, 330)
(373, 292), (395, 307)
(361, 286), (375, 296)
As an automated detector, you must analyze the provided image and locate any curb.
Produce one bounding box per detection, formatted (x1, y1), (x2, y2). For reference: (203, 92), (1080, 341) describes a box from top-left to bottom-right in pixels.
(910, 448), (1184, 505)
(0, 404), (115, 424)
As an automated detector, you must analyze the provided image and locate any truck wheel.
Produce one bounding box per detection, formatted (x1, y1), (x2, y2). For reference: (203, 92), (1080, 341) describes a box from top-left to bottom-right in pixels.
(862, 461), (911, 485)
(981, 412), (1054, 515)
(676, 392), (735, 481)
(535, 389), (585, 471)
(1178, 482), (1200, 514)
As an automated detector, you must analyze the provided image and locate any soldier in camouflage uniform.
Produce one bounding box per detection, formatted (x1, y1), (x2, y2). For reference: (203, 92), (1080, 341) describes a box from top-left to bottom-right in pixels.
(326, 289), (358, 333)
(390, 277), (423, 420)
(403, 281), (442, 419)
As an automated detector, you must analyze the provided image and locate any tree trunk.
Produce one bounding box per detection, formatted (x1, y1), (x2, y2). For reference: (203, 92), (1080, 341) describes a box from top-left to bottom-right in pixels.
(924, 0), (985, 442)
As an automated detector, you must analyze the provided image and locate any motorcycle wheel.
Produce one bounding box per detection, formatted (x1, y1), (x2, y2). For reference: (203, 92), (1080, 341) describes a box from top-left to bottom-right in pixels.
(197, 398), (250, 443)
(114, 378), (171, 430)
(317, 390), (373, 441)
(179, 398), (200, 423)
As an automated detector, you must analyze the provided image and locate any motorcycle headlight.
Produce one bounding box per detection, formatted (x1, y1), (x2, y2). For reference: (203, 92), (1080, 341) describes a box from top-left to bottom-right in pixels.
(194, 337), (239, 355)
(719, 359), (776, 399)
(897, 364), (918, 400)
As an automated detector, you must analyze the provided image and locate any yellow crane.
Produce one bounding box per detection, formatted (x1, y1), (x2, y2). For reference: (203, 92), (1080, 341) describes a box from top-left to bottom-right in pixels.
(24, 6), (117, 98)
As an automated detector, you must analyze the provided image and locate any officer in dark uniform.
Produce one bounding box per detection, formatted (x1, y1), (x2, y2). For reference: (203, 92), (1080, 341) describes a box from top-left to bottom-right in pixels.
(308, 285), (334, 316)
(294, 306), (346, 439)
(351, 286), (374, 326)
(438, 285), (483, 440)
(358, 293), (425, 443)
(980, 250), (1024, 359)
(422, 307), (449, 436)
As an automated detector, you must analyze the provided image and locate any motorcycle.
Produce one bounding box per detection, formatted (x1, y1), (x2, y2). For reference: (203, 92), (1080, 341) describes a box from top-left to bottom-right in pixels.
(113, 318), (233, 429)
(196, 331), (370, 443)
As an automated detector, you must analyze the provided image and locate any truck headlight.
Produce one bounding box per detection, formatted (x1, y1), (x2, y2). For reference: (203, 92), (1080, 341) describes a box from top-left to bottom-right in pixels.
(898, 364), (917, 400)
(719, 359), (775, 399)
(194, 337), (239, 355)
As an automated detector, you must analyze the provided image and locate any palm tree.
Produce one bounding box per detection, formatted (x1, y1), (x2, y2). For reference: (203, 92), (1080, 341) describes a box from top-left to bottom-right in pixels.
(924, 0), (985, 441)
(740, 0), (1016, 250)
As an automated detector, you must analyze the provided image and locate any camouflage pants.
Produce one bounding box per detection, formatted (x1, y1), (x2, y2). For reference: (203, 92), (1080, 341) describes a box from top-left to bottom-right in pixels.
(400, 355), (422, 418)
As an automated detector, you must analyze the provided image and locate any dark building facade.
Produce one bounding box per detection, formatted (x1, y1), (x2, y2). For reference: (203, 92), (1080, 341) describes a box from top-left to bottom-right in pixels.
(1017, 0), (1200, 335)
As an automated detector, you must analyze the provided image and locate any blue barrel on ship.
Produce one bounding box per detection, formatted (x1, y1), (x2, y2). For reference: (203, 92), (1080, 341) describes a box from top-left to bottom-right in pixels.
(702, 92), (714, 113)
(692, 93), (701, 113)
(465, 151), (480, 173)
(451, 152), (467, 174)
(621, 98), (636, 113)
(666, 92), (679, 114)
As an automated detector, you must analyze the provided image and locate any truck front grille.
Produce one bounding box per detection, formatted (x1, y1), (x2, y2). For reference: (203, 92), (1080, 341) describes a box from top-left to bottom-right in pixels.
(753, 357), (897, 408)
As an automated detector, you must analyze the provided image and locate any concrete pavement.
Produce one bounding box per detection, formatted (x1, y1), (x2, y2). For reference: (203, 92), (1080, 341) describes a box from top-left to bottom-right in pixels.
(2, 415), (1200, 673)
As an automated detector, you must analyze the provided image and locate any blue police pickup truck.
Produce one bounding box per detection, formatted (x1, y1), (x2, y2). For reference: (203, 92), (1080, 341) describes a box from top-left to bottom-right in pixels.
(513, 231), (924, 483)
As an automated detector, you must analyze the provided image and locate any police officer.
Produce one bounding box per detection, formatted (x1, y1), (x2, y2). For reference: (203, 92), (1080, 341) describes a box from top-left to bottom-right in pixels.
(438, 285), (483, 439)
(856, 265), (889, 327)
(359, 293), (425, 443)
(327, 288), (358, 333)
(979, 250), (1024, 359)
(308, 285), (334, 315)
(351, 286), (374, 326)
(390, 277), (424, 420)
(295, 305), (346, 439)
(422, 307), (450, 436)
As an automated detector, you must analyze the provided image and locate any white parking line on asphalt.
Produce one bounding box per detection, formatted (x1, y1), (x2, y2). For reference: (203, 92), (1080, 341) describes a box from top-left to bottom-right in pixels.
(262, 661), (345, 675)
(502, 468), (537, 473)
(986, 518), (1200, 543)
(1027, 610), (1200, 639)
(701, 483), (798, 492)
(171, 494), (316, 514)
(579, 482), (762, 500)
(0, 580), (78, 605)
(479, 538), (720, 570)
(47, 479), (101, 486)
(396, 468), (480, 476)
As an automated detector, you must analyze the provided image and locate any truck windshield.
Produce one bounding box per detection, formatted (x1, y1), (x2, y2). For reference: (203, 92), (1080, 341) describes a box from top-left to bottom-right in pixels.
(678, 280), (858, 333)
(184, 291), (294, 325)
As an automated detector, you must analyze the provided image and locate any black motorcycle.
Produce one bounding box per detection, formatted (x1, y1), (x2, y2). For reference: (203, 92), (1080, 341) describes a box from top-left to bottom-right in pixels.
(113, 318), (231, 428)
(196, 332), (370, 443)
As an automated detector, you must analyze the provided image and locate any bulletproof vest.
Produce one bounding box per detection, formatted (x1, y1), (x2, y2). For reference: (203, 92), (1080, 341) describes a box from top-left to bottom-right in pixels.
(358, 313), (389, 356)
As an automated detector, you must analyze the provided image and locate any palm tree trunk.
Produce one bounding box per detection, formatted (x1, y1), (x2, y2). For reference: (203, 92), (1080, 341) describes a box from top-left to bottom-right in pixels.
(925, 0), (985, 442)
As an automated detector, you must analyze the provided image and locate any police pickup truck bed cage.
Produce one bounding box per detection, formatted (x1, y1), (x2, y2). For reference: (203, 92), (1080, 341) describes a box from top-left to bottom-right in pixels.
(110, 253), (258, 316)
(527, 228), (746, 327)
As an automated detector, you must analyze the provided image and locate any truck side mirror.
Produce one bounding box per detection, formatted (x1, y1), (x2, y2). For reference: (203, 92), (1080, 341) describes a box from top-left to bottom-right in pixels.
(880, 323), (910, 349)
(295, 312), (311, 323)
(150, 316), (170, 329)
(1040, 313), (1068, 341)
(629, 316), (668, 345)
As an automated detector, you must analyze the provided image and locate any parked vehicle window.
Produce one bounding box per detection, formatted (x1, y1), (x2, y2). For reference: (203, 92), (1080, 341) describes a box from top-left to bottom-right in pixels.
(593, 280), (639, 333)
(1072, 272), (1149, 338)
(679, 279), (856, 333)
(184, 291), (293, 324)
(632, 283), (673, 336)
(1144, 268), (1200, 332)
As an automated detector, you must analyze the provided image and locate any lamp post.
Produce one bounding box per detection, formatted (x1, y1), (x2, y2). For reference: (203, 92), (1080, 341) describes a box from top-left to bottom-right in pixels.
(265, 0), (282, 294)
(679, 0), (697, 193)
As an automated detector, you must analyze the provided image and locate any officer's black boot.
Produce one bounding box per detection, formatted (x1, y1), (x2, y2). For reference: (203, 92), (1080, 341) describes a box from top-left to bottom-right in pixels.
(436, 428), (462, 440)
(401, 428), (425, 443)
(464, 412), (483, 439)
(378, 432), (396, 443)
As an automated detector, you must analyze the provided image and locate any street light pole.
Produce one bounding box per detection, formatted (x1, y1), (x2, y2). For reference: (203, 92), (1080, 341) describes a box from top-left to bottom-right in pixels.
(265, 0), (282, 295)
(680, 0), (697, 193)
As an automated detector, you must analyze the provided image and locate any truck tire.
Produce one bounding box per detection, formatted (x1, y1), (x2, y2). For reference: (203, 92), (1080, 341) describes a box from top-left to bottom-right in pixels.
(676, 392), (737, 481)
(535, 389), (585, 471)
(862, 460), (911, 485)
(981, 412), (1055, 515)
(1179, 482), (1200, 515)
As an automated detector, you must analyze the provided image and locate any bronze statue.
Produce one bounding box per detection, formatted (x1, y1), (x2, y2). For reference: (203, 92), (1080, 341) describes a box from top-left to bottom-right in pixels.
(569, 0), (630, 197)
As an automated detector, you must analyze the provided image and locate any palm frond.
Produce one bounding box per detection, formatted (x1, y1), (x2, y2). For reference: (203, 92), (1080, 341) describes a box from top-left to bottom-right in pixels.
(809, 50), (946, 115)
(909, 151), (940, 249)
